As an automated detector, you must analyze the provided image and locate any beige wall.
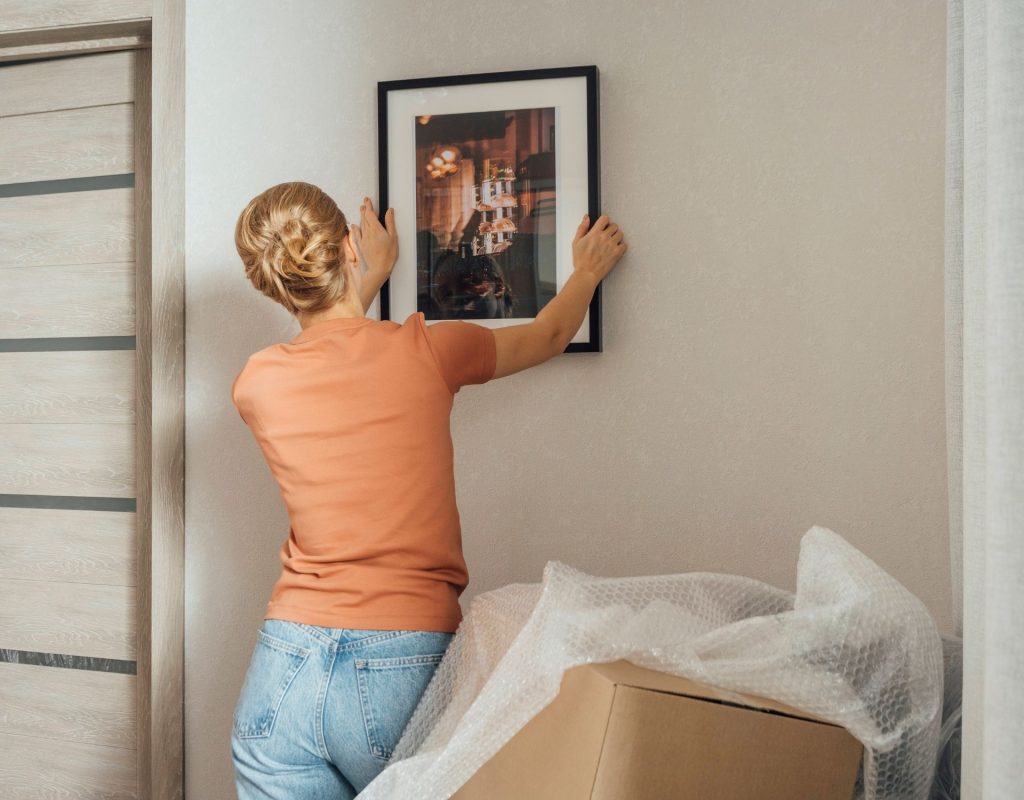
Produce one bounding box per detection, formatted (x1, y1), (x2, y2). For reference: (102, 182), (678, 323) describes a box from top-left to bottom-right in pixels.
(185, 0), (950, 795)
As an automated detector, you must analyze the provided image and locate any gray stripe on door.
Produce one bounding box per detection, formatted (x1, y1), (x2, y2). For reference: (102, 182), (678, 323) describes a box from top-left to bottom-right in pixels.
(0, 648), (136, 674)
(0, 336), (136, 352)
(0, 173), (134, 198)
(0, 495), (136, 512)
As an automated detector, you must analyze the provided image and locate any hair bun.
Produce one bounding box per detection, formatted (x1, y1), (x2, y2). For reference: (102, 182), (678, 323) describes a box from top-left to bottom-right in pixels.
(235, 182), (351, 315)
(272, 216), (324, 279)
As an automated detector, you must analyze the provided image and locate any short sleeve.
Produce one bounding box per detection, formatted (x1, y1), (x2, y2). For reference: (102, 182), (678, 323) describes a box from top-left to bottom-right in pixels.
(231, 366), (251, 425)
(417, 313), (497, 394)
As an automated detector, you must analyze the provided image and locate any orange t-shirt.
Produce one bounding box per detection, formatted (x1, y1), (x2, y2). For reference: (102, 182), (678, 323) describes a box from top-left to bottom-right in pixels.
(231, 311), (497, 633)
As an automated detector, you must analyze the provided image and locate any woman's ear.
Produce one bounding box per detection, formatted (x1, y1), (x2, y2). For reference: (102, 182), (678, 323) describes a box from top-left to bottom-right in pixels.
(343, 232), (359, 267)
(342, 245), (362, 295)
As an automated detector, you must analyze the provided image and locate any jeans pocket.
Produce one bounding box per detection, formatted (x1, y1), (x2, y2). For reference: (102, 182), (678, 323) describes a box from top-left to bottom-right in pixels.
(232, 630), (311, 740)
(354, 650), (447, 762)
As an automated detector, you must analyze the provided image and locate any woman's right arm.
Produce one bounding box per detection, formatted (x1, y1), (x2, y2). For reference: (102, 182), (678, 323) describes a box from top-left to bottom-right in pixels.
(491, 213), (627, 380)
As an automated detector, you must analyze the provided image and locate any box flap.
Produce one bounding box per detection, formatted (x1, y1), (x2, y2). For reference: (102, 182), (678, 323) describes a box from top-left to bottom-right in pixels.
(584, 659), (842, 726)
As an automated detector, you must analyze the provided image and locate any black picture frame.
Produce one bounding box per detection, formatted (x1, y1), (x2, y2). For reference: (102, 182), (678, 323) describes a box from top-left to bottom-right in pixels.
(377, 65), (602, 353)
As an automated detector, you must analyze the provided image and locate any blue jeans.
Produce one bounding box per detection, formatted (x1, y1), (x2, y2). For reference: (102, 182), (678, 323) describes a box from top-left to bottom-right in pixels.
(231, 618), (454, 798)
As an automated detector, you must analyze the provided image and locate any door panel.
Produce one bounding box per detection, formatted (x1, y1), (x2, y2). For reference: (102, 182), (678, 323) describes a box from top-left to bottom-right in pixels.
(0, 45), (142, 798)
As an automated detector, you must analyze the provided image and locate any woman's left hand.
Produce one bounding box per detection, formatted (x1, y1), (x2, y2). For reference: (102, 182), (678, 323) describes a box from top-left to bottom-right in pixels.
(350, 197), (398, 276)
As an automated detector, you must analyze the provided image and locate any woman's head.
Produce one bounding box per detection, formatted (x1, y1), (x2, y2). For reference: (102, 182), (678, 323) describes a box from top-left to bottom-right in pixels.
(234, 181), (358, 316)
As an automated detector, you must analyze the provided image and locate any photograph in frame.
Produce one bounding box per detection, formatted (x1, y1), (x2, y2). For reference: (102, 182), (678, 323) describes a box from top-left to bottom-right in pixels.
(378, 66), (601, 352)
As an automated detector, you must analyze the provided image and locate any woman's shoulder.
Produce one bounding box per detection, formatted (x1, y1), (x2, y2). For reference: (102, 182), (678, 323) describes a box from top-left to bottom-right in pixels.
(348, 312), (418, 331)
(387, 310), (430, 337)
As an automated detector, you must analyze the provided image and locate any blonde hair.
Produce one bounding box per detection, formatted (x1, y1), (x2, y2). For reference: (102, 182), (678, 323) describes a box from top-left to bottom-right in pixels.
(234, 181), (350, 315)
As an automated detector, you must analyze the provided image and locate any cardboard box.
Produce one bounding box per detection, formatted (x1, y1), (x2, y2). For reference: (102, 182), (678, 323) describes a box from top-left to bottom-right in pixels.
(451, 659), (863, 800)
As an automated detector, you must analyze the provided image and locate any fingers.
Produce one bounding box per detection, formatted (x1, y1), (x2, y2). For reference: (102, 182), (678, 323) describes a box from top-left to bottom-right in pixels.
(594, 214), (627, 253)
(581, 213), (615, 245)
(577, 212), (627, 259)
(593, 217), (625, 247)
(357, 196), (397, 237)
(361, 197), (382, 228)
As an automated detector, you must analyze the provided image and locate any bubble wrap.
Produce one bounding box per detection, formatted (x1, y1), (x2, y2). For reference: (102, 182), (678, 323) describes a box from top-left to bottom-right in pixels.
(359, 527), (944, 800)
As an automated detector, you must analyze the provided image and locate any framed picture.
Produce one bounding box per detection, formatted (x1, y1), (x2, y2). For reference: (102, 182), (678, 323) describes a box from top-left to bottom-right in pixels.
(377, 65), (601, 352)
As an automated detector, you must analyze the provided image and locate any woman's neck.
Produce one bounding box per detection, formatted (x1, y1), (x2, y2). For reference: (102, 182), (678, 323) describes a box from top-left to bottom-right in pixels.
(295, 299), (366, 330)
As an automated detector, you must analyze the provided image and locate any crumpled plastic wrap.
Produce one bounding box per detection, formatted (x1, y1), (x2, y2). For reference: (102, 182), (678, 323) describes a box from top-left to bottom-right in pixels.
(359, 527), (944, 800)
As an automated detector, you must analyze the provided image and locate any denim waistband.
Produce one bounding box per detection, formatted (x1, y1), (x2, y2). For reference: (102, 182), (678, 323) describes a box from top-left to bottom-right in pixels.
(261, 618), (454, 653)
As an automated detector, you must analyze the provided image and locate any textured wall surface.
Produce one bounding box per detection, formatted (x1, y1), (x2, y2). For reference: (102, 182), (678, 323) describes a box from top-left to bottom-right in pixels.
(185, 1), (949, 795)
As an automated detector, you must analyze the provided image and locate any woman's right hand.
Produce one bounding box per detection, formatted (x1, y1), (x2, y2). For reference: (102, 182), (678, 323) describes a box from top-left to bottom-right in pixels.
(571, 213), (627, 284)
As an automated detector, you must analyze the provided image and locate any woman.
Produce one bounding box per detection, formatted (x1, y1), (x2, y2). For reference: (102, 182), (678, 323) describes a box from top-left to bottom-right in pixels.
(229, 181), (626, 798)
